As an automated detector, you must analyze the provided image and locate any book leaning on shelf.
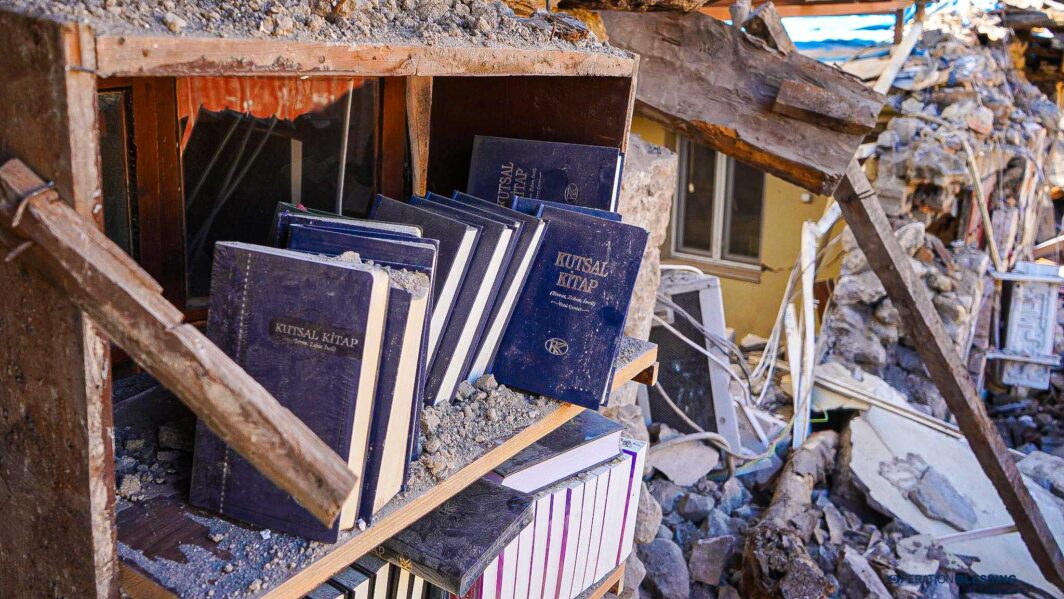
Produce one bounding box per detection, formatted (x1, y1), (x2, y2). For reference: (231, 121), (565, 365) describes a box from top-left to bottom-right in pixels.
(190, 242), (390, 542)
(491, 203), (649, 410)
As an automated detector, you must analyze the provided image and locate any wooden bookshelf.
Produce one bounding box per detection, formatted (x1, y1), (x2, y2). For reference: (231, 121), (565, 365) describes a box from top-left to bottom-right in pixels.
(118, 339), (656, 599)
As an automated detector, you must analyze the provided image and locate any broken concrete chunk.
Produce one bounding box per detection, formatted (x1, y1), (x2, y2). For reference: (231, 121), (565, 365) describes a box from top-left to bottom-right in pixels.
(624, 552), (647, 591)
(907, 466), (977, 531)
(833, 270), (887, 305)
(636, 483), (664, 545)
(718, 478), (752, 515)
(739, 333), (768, 352)
(677, 492), (715, 523)
(648, 440), (719, 486)
(688, 535), (735, 586)
(649, 479), (685, 513)
(836, 546), (892, 599)
(637, 539), (691, 599)
(1017, 451), (1064, 500)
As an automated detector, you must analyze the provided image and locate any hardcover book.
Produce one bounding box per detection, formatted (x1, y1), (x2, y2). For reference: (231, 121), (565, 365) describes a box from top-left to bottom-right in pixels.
(270, 201), (422, 247)
(377, 479), (534, 597)
(492, 207), (649, 409)
(486, 410), (623, 493)
(510, 196), (622, 223)
(189, 242), (389, 542)
(466, 136), (623, 211)
(409, 195), (515, 404)
(286, 224), (434, 523)
(354, 555), (392, 599)
(450, 192), (547, 381)
(370, 195), (481, 359)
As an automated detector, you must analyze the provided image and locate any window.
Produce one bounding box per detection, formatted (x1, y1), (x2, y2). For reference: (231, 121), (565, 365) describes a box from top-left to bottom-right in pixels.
(672, 136), (765, 269)
(98, 88), (139, 260)
(179, 77), (380, 303)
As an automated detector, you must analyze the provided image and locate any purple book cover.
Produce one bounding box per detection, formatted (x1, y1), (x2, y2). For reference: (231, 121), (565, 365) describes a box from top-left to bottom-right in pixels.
(190, 242), (385, 542)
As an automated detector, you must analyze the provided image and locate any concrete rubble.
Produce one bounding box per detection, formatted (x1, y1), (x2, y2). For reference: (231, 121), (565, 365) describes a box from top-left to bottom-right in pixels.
(628, 5), (1064, 599)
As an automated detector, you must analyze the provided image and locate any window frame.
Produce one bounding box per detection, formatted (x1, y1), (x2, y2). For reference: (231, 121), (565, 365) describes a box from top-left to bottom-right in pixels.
(670, 136), (765, 277)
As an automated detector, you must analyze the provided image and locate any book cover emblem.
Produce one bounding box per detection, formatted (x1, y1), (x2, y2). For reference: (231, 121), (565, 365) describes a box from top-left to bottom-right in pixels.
(545, 338), (569, 356)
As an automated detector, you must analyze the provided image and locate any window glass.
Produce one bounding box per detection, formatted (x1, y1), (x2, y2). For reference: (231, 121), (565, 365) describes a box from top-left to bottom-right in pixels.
(98, 89), (139, 259)
(723, 157), (764, 263)
(179, 77), (379, 302)
(678, 140), (716, 255)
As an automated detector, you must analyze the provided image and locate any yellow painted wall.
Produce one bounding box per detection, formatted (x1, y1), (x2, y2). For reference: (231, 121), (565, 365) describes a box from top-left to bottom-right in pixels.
(632, 115), (832, 339)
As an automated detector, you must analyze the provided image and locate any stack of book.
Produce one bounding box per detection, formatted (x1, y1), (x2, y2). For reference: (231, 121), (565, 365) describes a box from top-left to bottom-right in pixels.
(187, 134), (648, 547)
(302, 554), (432, 599)
(375, 411), (647, 599)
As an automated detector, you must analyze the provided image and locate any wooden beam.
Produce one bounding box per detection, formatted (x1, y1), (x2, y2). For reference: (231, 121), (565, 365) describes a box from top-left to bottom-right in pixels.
(833, 161), (1064, 590)
(741, 1), (797, 54)
(874, 20), (924, 94)
(406, 76), (433, 197)
(700, 1), (910, 19)
(93, 34), (637, 78)
(601, 10), (883, 195)
(0, 160), (359, 528)
(0, 10), (115, 598)
(773, 79), (880, 133)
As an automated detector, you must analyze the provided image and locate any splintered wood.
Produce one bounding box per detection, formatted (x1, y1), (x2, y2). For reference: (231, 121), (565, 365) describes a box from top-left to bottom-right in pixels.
(600, 9), (883, 196)
(0, 159), (358, 528)
(834, 161), (1064, 589)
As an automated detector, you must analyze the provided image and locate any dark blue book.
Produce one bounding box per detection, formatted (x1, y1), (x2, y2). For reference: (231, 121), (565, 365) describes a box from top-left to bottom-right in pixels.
(492, 207), (648, 409)
(286, 225), (434, 524)
(370, 196), (480, 361)
(409, 195), (515, 404)
(190, 242), (391, 542)
(510, 196), (623, 223)
(377, 479), (534, 597)
(450, 192), (548, 381)
(270, 202), (422, 247)
(466, 136), (623, 211)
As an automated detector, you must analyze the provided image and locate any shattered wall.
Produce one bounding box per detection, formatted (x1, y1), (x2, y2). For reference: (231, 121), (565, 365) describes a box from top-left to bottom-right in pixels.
(820, 12), (1061, 421)
(608, 134), (675, 411)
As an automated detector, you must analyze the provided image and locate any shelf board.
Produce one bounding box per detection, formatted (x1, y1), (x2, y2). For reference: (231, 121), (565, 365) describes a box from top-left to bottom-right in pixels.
(118, 338), (656, 599)
(93, 34), (638, 79)
(576, 564), (625, 599)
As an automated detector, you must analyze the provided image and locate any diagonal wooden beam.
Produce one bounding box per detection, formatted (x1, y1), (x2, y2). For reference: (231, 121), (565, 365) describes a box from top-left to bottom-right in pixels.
(736, 5), (1064, 588)
(0, 159), (358, 528)
(834, 161), (1064, 590)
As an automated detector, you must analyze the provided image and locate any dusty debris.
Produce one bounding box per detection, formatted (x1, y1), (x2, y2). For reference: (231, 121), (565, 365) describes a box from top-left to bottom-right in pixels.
(0, 0), (625, 53)
(647, 439), (720, 486)
(637, 538), (690, 599)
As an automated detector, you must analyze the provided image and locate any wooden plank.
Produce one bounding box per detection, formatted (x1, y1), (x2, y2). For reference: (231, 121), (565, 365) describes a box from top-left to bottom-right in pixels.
(406, 76), (433, 197)
(741, 2), (797, 54)
(118, 403), (584, 599)
(612, 337), (658, 392)
(93, 35), (637, 79)
(0, 10), (116, 598)
(833, 160), (1064, 590)
(601, 11), (884, 196)
(701, 1), (910, 19)
(0, 159), (359, 528)
(873, 20), (924, 94)
(772, 79), (880, 134)
(576, 564), (626, 599)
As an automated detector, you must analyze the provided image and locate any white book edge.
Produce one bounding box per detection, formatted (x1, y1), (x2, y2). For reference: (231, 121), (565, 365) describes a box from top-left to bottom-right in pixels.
(467, 221), (546, 381)
(556, 485), (583, 599)
(427, 227), (477, 357)
(482, 552), (500, 599)
(618, 439), (648, 565)
(527, 494), (552, 599)
(596, 455), (633, 580)
(541, 487), (568, 599)
(433, 228), (513, 404)
(513, 515), (535, 599)
(340, 269), (391, 529)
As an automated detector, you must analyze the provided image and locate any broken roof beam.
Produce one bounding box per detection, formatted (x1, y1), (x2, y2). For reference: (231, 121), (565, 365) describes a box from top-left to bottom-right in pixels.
(0, 159), (358, 528)
(834, 161), (1064, 589)
(600, 10), (883, 195)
